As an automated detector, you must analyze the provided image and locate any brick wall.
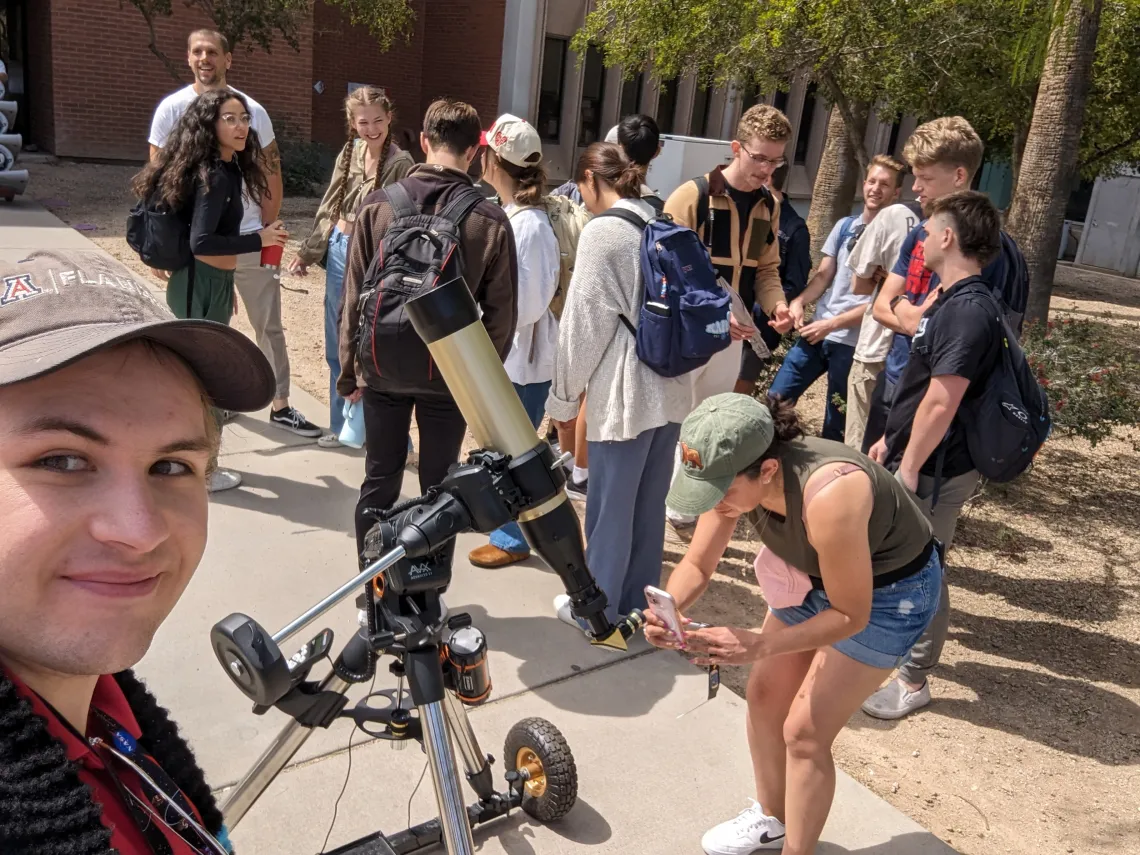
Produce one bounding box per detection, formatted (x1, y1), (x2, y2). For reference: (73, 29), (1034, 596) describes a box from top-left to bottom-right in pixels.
(310, 0), (427, 152)
(24, 0), (54, 152)
(44, 0), (313, 160)
(417, 0), (505, 127)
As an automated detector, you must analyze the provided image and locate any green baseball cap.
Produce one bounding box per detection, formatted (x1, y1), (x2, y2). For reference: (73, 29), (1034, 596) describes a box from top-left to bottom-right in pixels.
(667, 393), (775, 516)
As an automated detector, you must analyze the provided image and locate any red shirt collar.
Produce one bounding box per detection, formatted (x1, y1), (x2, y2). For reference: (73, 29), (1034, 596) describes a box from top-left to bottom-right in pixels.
(3, 667), (143, 769)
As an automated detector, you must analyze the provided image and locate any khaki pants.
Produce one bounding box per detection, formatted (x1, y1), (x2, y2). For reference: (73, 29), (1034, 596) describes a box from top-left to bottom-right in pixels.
(844, 359), (884, 452)
(236, 251), (290, 401)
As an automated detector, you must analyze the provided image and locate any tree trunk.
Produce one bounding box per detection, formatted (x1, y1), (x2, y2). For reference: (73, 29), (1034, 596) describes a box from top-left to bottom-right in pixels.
(805, 101), (868, 263)
(1009, 124), (1028, 200)
(1007, 0), (1104, 326)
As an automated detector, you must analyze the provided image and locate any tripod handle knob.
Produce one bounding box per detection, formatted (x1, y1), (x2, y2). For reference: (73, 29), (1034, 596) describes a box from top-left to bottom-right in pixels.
(447, 612), (473, 631)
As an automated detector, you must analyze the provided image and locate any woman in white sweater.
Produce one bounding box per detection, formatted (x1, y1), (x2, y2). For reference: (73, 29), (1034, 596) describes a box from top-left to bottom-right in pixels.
(468, 115), (562, 568)
(546, 142), (691, 629)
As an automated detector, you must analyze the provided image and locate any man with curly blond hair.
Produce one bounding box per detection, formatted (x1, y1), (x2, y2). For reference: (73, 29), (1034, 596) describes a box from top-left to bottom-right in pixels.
(661, 103), (796, 538)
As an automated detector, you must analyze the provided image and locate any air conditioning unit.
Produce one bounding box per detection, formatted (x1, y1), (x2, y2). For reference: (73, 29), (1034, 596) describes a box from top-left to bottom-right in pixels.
(645, 134), (733, 202)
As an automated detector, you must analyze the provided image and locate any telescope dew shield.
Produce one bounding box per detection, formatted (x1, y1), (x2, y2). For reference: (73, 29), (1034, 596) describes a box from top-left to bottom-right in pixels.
(405, 279), (627, 650)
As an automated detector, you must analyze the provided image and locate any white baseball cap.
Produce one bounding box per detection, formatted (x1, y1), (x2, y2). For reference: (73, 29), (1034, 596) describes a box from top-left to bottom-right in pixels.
(481, 114), (543, 168)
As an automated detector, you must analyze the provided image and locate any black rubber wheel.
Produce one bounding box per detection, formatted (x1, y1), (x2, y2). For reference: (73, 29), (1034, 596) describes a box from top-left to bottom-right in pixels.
(503, 717), (578, 822)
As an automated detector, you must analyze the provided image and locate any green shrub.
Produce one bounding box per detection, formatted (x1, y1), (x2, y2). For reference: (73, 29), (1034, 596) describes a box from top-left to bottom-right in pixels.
(277, 132), (328, 197)
(1022, 315), (1140, 447)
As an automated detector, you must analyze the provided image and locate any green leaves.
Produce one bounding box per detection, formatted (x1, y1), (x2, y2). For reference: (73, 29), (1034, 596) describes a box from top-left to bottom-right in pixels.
(324, 0), (416, 52)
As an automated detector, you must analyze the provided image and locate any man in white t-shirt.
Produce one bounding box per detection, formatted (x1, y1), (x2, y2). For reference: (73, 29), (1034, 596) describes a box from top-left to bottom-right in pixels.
(767, 155), (905, 441)
(148, 28), (320, 438)
(844, 200), (922, 451)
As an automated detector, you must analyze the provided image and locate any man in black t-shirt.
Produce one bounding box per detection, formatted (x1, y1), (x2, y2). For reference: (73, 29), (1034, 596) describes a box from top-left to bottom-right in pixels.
(865, 191), (1002, 720)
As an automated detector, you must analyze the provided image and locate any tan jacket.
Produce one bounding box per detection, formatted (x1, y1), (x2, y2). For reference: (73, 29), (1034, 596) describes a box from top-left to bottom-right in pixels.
(664, 166), (785, 318)
(296, 139), (415, 265)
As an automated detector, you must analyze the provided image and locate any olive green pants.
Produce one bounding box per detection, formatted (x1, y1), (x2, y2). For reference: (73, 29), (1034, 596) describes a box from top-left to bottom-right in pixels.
(166, 260), (235, 323)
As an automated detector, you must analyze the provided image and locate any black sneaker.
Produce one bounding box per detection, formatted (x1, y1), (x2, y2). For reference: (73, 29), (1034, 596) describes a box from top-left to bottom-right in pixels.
(565, 477), (588, 501)
(270, 406), (322, 438)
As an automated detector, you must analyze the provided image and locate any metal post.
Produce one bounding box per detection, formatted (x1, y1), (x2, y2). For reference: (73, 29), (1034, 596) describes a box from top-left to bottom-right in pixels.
(420, 700), (476, 855)
(442, 691), (491, 788)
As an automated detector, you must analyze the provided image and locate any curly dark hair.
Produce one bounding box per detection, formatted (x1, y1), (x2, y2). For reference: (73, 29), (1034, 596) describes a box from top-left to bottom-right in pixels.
(132, 89), (270, 213)
(0, 669), (224, 854)
(740, 395), (806, 477)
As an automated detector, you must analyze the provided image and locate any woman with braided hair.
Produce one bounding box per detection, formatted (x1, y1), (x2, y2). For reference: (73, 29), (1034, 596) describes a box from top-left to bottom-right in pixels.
(289, 87), (414, 445)
(0, 248), (276, 853)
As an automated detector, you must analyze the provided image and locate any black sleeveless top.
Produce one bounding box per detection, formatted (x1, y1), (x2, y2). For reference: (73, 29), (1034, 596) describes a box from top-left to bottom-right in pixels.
(745, 437), (933, 577)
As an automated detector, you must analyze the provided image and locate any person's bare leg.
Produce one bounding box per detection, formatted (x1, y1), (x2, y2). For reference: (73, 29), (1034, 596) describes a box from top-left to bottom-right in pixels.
(781, 647), (893, 854)
(574, 398), (588, 469)
(746, 612), (815, 822)
(556, 423), (575, 458)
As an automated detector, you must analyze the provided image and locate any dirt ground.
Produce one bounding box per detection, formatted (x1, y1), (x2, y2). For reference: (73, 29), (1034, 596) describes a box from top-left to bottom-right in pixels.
(24, 159), (1140, 855)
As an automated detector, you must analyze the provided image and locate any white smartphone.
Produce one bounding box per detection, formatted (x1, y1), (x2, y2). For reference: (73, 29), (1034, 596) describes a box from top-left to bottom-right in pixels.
(644, 586), (687, 646)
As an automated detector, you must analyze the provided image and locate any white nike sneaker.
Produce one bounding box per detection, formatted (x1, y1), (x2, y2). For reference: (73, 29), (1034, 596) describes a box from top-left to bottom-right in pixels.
(701, 800), (786, 854)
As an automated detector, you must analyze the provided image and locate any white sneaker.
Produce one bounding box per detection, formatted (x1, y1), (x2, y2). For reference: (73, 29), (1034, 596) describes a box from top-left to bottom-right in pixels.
(207, 468), (242, 493)
(701, 800), (786, 854)
(861, 678), (931, 720)
(553, 594), (585, 634)
(317, 434), (343, 449)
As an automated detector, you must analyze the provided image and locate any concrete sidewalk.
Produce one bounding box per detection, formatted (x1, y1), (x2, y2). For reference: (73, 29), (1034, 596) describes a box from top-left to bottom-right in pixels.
(5, 201), (956, 854)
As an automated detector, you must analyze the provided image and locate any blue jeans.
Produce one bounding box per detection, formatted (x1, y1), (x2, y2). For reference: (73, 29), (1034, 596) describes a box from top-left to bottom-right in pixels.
(771, 546), (942, 669)
(324, 227), (349, 435)
(768, 336), (856, 442)
(584, 422), (681, 624)
(488, 381), (553, 554)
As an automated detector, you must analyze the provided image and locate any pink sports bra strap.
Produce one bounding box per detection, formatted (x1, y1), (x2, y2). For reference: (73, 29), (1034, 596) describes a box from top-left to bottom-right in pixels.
(801, 462), (863, 523)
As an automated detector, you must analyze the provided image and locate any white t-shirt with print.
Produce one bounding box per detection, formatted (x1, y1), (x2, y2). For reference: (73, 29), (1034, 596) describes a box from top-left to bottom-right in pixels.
(846, 203), (920, 363)
(148, 84), (275, 236)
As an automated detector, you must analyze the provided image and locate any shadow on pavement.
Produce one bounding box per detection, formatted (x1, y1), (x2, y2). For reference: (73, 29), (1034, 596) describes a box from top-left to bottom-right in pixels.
(475, 797), (612, 854)
(815, 831), (958, 853)
(462, 604), (683, 718)
(209, 470), (359, 535)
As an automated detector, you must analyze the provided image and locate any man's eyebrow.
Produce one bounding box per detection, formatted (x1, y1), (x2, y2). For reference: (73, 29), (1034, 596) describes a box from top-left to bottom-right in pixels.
(18, 417), (108, 444)
(18, 417), (212, 455)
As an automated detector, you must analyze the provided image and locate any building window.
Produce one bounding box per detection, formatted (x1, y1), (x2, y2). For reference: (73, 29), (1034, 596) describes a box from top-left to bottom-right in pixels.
(620, 72), (644, 118)
(656, 77), (680, 135)
(690, 85), (712, 138)
(538, 37), (568, 143)
(578, 44), (607, 146)
(886, 116), (902, 157)
(793, 82), (818, 165)
(773, 89), (789, 114)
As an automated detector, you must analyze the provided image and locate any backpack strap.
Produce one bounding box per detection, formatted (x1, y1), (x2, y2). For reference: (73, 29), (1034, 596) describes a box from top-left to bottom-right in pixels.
(694, 175), (711, 236)
(597, 207), (647, 230)
(437, 186), (487, 228)
(384, 181), (418, 220)
(597, 207), (648, 338)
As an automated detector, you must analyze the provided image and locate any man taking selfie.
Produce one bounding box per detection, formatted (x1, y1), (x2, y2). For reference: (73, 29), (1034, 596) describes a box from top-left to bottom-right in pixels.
(0, 249), (274, 852)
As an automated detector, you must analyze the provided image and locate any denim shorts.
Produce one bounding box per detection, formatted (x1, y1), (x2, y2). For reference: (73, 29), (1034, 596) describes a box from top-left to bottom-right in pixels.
(770, 548), (943, 669)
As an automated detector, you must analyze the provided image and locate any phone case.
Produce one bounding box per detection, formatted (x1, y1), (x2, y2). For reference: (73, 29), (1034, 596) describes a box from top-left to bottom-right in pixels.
(644, 586), (686, 645)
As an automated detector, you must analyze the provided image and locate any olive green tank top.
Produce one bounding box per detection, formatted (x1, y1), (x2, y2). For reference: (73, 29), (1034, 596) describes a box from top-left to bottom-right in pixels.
(744, 437), (933, 577)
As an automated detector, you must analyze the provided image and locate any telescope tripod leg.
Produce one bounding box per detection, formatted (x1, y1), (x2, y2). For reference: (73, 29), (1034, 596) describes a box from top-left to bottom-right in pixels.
(407, 648), (476, 855)
(442, 690), (495, 798)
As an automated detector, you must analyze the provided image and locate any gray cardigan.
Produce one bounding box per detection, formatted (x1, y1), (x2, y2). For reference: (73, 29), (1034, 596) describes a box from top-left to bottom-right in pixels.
(547, 198), (691, 442)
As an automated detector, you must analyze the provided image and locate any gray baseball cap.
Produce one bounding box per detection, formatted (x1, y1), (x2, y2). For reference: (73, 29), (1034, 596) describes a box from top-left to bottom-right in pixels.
(0, 249), (275, 411)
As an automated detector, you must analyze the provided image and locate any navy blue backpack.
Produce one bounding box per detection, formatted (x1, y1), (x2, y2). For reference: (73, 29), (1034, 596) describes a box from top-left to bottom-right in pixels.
(600, 207), (733, 377)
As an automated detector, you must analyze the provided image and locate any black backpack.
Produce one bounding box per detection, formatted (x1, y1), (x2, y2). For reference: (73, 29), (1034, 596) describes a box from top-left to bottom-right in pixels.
(951, 287), (1051, 484)
(355, 181), (485, 392)
(995, 230), (1029, 335)
(126, 197), (191, 273)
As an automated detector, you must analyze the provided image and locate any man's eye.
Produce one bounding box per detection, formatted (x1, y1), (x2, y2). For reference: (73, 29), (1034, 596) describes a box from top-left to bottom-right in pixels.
(38, 455), (90, 472)
(152, 460), (194, 477)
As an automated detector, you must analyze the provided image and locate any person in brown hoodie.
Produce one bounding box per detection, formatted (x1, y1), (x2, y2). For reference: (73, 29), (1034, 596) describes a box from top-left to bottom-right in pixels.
(338, 98), (519, 552)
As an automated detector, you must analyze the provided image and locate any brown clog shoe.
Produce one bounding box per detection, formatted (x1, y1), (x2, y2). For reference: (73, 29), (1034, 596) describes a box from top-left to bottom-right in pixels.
(468, 543), (529, 568)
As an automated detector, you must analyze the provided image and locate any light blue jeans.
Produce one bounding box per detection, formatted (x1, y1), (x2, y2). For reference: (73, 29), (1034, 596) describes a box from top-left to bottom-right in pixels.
(324, 227), (349, 435)
(488, 381), (553, 554)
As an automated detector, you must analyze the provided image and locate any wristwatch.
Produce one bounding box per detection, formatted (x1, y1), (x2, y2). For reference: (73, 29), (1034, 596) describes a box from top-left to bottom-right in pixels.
(889, 294), (906, 312)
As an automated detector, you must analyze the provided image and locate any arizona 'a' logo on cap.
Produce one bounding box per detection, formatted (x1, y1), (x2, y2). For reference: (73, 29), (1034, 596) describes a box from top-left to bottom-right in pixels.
(680, 442), (703, 470)
(0, 274), (42, 306)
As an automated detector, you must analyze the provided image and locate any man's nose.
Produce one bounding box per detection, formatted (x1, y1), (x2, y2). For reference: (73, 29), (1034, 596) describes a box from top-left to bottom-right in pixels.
(88, 475), (171, 554)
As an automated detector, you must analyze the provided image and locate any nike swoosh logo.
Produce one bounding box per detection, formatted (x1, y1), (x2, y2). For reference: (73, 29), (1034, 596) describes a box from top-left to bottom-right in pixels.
(759, 832), (785, 844)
